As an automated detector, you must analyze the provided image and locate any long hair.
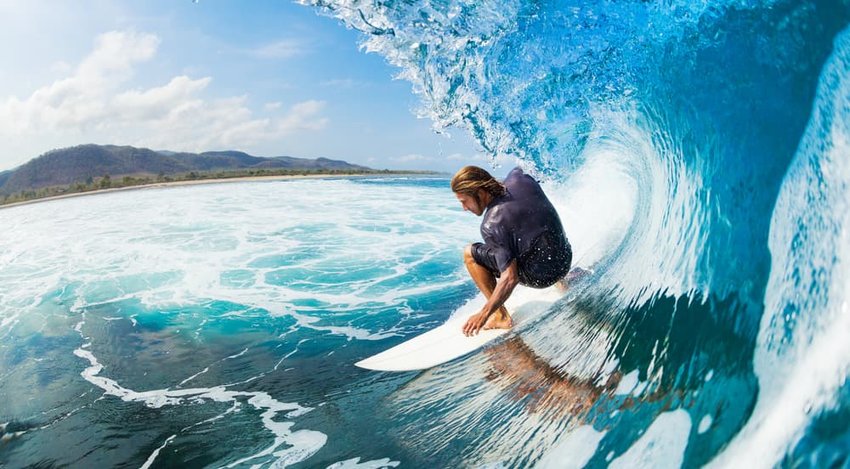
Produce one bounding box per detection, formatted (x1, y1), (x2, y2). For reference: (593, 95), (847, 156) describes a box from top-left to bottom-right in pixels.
(450, 166), (506, 205)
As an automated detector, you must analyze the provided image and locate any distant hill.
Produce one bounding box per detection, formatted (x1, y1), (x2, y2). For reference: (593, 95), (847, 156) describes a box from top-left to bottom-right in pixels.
(0, 170), (12, 189)
(0, 144), (371, 196)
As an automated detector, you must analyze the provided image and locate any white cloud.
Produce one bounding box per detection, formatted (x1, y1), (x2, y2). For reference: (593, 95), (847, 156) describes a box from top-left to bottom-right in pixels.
(278, 100), (328, 132)
(78, 30), (160, 80)
(0, 30), (328, 161)
(1, 31), (161, 132)
(111, 75), (212, 122)
(134, 97), (328, 152)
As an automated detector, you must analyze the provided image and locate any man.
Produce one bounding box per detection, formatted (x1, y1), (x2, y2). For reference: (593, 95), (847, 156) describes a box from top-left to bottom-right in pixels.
(452, 165), (572, 336)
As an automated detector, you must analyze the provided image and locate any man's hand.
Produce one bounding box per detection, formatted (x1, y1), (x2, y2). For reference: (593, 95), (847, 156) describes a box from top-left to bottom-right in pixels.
(463, 309), (490, 336)
(461, 260), (519, 337)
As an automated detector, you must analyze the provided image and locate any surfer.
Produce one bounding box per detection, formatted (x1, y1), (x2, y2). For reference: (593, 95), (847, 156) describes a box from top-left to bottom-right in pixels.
(452, 166), (572, 336)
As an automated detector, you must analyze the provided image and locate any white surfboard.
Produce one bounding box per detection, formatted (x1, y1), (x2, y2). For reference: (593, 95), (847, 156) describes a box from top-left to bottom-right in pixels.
(355, 285), (562, 371)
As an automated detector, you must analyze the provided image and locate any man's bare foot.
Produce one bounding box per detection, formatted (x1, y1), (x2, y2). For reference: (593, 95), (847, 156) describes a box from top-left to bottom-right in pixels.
(483, 309), (513, 330)
(555, 278), (569, 293)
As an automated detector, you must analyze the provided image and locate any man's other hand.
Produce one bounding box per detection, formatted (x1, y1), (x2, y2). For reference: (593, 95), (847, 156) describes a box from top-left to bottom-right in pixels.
(463, 310), (490, 336)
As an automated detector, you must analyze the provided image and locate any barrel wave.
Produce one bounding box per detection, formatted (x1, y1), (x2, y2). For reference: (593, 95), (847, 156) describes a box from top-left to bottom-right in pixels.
(303, 0), (850, 466)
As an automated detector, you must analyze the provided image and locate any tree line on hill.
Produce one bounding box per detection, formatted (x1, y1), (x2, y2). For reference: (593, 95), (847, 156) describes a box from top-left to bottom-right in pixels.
(0, 144), (421, 206)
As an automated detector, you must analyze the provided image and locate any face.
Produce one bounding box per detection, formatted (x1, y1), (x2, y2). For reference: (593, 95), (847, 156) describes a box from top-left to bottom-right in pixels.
(455, 191), (485, 216)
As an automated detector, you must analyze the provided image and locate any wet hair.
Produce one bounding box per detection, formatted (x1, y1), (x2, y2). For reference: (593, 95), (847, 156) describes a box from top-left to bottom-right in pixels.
(450, 166), (506, 204)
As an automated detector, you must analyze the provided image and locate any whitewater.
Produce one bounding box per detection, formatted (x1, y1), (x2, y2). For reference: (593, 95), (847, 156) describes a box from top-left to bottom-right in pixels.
(2, 0), (850, 467)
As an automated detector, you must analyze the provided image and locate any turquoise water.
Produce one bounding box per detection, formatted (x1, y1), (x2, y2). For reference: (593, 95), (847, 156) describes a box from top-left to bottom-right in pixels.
(0, 177), (495, 467)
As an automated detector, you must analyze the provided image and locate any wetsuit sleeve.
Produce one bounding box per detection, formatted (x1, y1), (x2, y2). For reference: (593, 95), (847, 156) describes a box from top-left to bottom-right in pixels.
(481, 221), (515, 274)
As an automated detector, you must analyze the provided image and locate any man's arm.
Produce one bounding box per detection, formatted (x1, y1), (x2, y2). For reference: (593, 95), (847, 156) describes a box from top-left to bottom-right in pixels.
(463, 259), (520, 336)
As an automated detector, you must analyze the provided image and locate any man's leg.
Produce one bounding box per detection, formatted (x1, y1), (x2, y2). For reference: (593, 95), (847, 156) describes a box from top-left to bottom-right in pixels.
(464, 245), (512, 328)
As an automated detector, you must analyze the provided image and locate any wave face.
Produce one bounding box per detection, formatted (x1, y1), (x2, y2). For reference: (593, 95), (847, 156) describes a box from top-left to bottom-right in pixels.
(304, 0), (850, 466)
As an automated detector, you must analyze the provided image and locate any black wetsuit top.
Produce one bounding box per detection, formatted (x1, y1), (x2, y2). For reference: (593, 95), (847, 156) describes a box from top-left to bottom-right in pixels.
(472, 167), (572, 288)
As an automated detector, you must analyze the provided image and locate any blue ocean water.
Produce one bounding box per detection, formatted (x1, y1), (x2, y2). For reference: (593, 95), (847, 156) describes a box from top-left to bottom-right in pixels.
(296, 0), (850, 466)
(2, 0), (850, 467)
(0, 177), (488, 467)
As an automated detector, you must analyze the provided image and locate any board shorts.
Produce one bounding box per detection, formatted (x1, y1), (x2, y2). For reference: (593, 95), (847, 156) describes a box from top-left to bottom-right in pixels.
(471, 232), (572, 288)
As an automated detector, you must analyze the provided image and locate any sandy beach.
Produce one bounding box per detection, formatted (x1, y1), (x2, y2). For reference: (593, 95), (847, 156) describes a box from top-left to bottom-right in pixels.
(0, 172), (437, 210)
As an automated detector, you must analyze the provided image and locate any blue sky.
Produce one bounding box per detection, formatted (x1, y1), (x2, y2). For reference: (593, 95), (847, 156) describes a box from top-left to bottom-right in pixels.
(0, 0), (500, 173)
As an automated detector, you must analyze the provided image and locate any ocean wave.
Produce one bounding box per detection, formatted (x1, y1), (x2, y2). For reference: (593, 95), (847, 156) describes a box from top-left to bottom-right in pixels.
(303, 0), (850, 465)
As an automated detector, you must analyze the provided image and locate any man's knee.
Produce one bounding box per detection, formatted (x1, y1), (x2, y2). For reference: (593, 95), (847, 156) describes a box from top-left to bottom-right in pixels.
(463, 245), (476, 265)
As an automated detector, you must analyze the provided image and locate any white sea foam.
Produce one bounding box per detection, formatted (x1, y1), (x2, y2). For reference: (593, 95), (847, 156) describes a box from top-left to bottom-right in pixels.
(614, 370), (639, 395)
(535, 425), (606, 469)
(609, 409), (692, 468)
(73, 319), (326, 466)
(140, 434), (176, 469)
(177, 365), (211, 387)
(0, 178), (477, 341)
(326, 457), (401, 468)
(698, 414), (713, 434)
(542, 142), (636, 271)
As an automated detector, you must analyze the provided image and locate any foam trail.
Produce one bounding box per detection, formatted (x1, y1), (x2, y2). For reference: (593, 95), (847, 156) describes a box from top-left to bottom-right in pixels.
(140, 434), (176, 469)
(327, 457), (401, 468)
(72, 319), (327, 466)
(177, 347), (250, 387)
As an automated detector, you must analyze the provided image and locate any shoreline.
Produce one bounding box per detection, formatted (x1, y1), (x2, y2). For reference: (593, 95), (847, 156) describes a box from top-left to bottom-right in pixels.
(0, 171), (444, 210)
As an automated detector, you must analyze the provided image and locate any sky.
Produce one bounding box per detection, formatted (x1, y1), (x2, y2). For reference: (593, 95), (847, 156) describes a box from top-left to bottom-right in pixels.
(0, 0), (504, 173)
